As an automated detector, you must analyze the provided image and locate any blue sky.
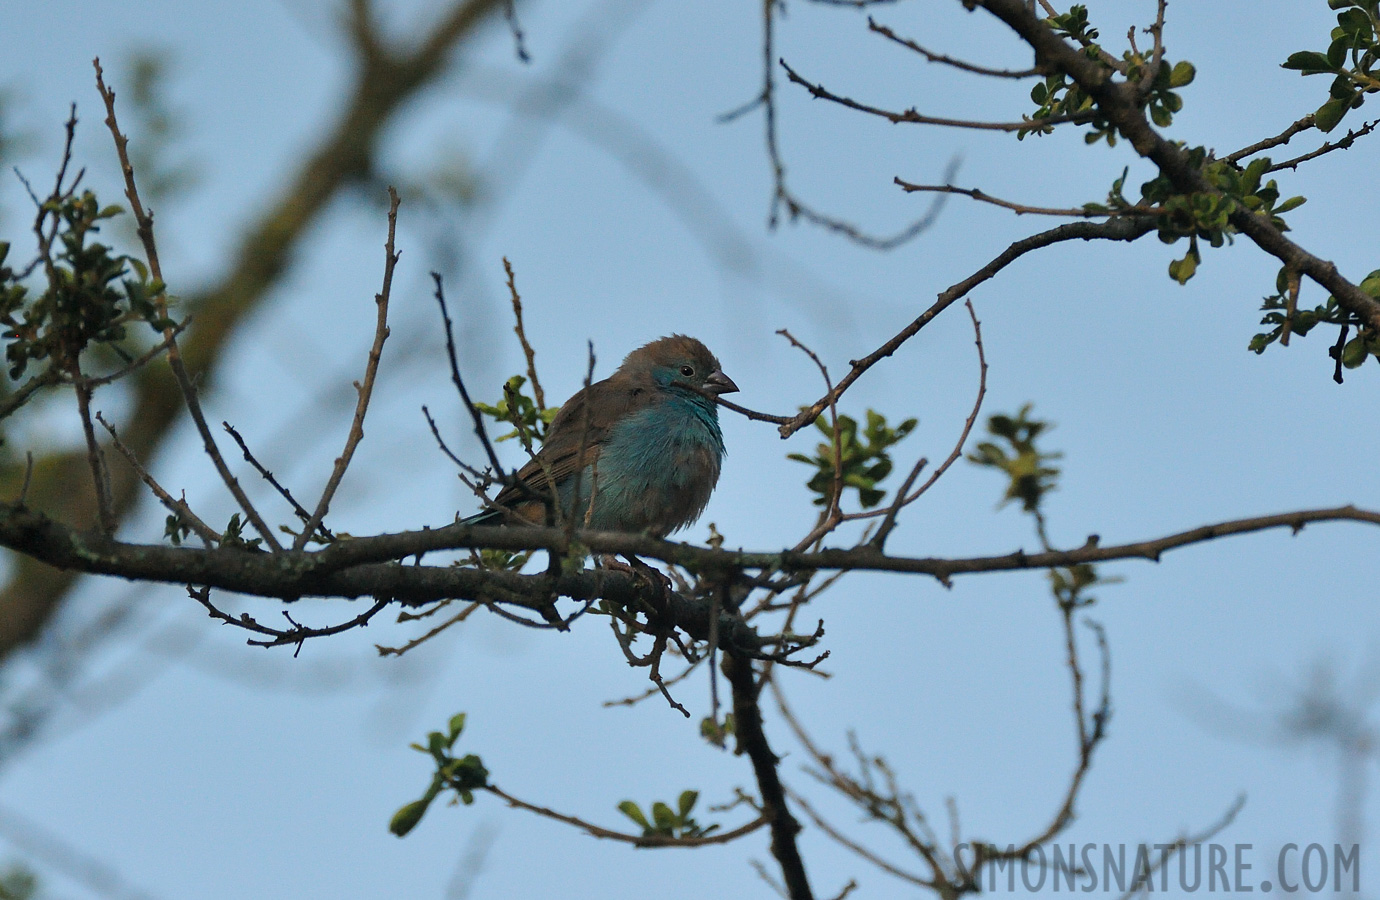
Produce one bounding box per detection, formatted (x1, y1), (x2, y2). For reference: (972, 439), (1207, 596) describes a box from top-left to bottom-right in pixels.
(1, 1), (1377, 898)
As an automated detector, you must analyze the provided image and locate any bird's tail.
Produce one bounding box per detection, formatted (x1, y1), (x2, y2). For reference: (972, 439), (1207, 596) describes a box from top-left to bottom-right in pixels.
(460, 507), (505, 527)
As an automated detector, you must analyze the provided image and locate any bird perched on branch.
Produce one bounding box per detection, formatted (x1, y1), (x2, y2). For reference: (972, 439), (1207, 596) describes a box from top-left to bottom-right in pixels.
(468, 335), (738, 536)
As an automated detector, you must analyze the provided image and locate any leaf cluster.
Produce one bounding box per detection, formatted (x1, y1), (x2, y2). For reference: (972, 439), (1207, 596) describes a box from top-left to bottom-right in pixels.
(0, 193), (172, 380)
(1282, 0), (1380, 133)
(474, 374), (557, 446)
(390, 713), (490, 837)
(1137, 153), (1305, 285)
(219, 513), (263, 551)
(1049, 563), (1120, 611)
(1251, 267), (1380, 365)
(966, 405), (1061, 514)
(617, 790), (719, 840)
(1023, 5), (1194, 143)
(788, 409), (916, 509)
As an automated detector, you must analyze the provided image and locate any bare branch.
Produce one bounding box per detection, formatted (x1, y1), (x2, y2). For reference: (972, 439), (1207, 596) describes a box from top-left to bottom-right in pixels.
(222, 422), (332, 543)
(780, 216), (1155, 437)
(503, 256), (545, 409)
(868, 17), (1041, 79)
(97, 413), (219, 545)
(1222, 114), (1316, 164)
(432, 273), (508, 481)
(295, 186), (400, 549)
(894, 179), (1161, 218)
(192, 586), (389, 654)
(781, 58), (1089, 132)
(724, 651), (815, 900)
(868, 299), (987, 548)
(0, 367), (62, 423)
(73, 378), (115, 535)
(1267, 118), (1380, 172)
(94, 58), (282, 552)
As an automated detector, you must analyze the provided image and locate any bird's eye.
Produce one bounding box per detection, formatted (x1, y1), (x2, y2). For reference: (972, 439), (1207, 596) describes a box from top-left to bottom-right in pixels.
(680, 365), (695, 377)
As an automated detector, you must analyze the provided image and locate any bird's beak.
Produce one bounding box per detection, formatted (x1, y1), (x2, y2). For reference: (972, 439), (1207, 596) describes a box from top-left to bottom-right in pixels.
(705, 369), (739, 395)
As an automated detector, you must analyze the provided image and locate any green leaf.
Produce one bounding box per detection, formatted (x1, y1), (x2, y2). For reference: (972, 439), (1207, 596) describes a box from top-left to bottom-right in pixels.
(618, 801), (651, 831)
(1315, 94), (1352, 132)
(447, 713), (467, 745)
(678, 790), (698, 818)
(1168, 248), (1198, 284)
(1341, 335), (1369, 368)
(390, 798), (433, 837)
(1274, 196), (1307, 215)
(1358, 269), (1380, 298)
(1282, 50), (1336, 74)
(1336, 8), (1373, 40)
(1327, 36), (1351, 68)
(1168, 60), (1196, 87)
(651, 801), (676, 831)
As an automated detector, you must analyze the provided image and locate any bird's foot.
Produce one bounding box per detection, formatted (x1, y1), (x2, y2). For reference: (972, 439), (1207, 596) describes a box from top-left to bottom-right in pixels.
(598, 554), (672, 605)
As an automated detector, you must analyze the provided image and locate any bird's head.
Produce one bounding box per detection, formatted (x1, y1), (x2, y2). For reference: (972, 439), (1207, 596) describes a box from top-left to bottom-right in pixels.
(621, 334), (739, 397)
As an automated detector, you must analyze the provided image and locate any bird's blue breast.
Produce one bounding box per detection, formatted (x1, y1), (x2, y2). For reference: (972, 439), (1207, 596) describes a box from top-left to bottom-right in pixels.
(566, 391), (724, 535)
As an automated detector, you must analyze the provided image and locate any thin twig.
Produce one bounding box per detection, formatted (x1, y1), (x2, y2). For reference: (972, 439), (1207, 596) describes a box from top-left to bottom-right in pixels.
(1222, 114), (1316, 164)
(602, 658), (700, 707)
(1116, 795), (1247, 900)
(421, 405), (490, 482)
(868, 18), (1041, 79)
(223, 422), (333, 542)
(869, 299), (988, 547)
(377, 601), (481, 656)
(95, 58), (282, 552)
(76, 318), (189, 388)
(18, 453), (34, 507)
(192, 585), (389, 654)
(781, 58), (1092, 132)
(485, 784), (770, 848)
(717, 396), (794, 425)
(894, 179), (1161, 218)
(779, 216), (1154, 437)
(432, 272), (508, 481)
(0, 367), (62, 423)
(1267, 118), (1380, 172)
(296, 187), (400, 549)
(73, 377), (115, 535)
(96, 412), (219, 545)
(758, 0), (956, 249)
(778, 329), (843, 551)
(502, 0), (530, 62)
(786, 786), (932, 886)
(503, 258), (545, 410)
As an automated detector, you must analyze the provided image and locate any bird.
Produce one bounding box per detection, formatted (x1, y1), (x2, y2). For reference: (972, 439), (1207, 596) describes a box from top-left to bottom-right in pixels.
(467, 334), (738, 536)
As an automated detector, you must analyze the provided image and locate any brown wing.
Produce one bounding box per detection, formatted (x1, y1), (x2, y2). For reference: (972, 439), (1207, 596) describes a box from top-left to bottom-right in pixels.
(491, 374), (648, 509)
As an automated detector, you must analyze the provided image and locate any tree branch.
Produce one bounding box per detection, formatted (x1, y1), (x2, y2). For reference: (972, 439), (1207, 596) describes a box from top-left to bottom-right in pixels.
(779, 216), (1155, 437)
(975, 0), (1380, 334)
